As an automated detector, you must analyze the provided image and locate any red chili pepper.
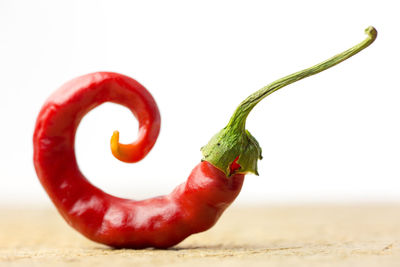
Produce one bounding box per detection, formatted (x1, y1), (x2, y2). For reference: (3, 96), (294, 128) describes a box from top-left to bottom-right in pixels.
(33, 27), (376, 248)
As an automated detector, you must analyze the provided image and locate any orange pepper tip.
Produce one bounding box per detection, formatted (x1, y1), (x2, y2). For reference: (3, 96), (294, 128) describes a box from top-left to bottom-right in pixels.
(110, 130), (120, 158)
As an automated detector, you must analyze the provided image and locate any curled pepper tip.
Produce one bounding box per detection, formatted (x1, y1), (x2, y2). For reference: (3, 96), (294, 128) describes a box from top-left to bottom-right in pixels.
(110, 130), (145, 163)
(110, 130), (120, 158)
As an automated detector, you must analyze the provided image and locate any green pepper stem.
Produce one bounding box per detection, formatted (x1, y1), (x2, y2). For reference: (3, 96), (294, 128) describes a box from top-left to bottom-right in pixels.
(227, 26), (377, 132)
(201, 26), (377, 176)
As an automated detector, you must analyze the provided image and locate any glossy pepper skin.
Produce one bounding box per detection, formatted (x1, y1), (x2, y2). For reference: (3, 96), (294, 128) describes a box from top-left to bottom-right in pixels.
(33, 72), (244, 248)
(33, 27), (376, 249)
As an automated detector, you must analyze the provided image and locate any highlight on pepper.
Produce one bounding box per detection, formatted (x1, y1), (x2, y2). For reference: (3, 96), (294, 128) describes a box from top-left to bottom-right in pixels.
(33, 26), (377, 249)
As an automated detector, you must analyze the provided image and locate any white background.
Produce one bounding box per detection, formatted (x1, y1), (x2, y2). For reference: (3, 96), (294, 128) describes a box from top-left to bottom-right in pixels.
(1, 0), (399, 206)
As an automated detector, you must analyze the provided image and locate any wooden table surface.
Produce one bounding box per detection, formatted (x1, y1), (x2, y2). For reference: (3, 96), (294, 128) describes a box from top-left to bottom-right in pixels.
(1, 205), (400, 266)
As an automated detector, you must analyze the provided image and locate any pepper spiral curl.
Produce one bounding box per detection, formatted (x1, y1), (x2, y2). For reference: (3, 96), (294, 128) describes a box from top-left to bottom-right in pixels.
(33, 72), (244, 248)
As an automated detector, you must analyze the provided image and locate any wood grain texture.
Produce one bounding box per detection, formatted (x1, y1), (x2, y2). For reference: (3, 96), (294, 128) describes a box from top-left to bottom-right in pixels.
(1, 205), (400, 266)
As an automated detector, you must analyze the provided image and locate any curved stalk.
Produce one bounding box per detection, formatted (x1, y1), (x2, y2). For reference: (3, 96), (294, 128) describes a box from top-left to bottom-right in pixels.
(228, 26), (377, 132)
(201, 26), (377, 176)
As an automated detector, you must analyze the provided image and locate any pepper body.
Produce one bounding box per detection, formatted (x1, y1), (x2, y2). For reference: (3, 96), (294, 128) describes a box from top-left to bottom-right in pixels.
(33, 72), (244, 248)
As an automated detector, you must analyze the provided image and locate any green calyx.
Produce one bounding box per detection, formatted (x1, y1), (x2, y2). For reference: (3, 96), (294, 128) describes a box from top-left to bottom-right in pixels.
(201, 126), (262, 176)
(201, 26), (377, 177)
